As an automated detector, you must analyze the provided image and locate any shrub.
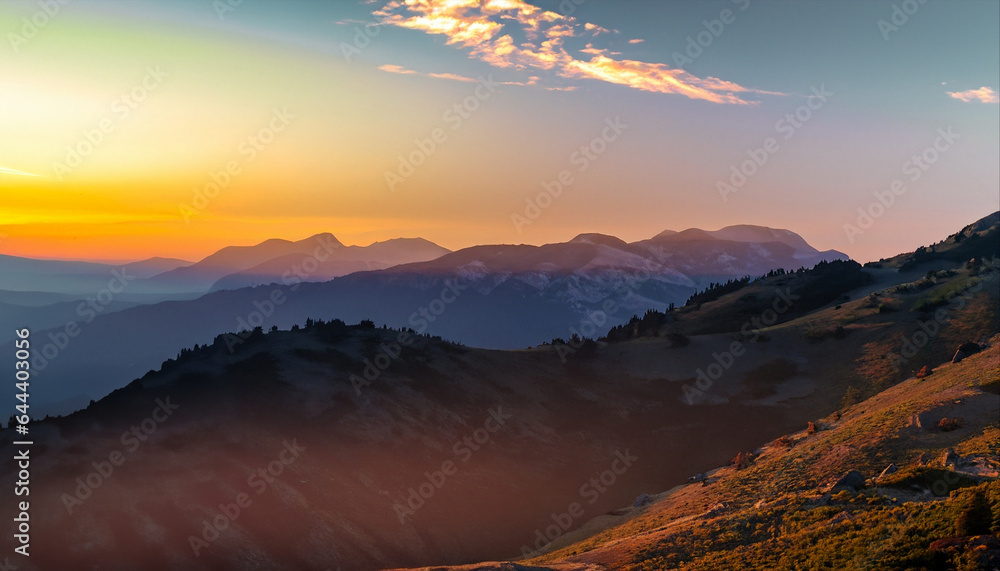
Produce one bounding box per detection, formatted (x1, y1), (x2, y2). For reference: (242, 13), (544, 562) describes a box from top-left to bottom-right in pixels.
(731, 451), (756, 470)
(916, 365), (933, 379)
(955, 491), (992, 536)
(842, 386), (864, 408)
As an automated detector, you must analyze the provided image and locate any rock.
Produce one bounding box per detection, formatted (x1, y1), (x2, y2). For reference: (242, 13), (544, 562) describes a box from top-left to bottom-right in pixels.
(938, 417), (962, 432)
(952, 342), (982, 363)
(633, 494), (653, 508)
(832, 470), (866, 492)
(687, 472), (707, 483)
(877, 464), (898, 481)
(941, 448), (960, 467)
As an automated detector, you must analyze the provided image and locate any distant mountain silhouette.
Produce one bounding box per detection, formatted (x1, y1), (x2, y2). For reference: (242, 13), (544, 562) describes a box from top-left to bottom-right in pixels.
(208, 237), (452, 291)
(4, 222), (865, 415)
(150, 234), (451, 292)
(0, 254), (190, 294)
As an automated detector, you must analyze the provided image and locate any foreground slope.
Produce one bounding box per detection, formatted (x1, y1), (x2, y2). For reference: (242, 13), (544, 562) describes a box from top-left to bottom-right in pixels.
(403, 338), (999, 571)
(0, 317), (854, 570)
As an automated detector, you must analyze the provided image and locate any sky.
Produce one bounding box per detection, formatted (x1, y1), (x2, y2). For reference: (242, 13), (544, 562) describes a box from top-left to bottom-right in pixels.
(0, 0), (997, 263)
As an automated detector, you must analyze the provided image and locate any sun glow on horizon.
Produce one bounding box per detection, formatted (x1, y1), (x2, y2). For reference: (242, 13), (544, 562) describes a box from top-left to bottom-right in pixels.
(0, 0), (996, 266)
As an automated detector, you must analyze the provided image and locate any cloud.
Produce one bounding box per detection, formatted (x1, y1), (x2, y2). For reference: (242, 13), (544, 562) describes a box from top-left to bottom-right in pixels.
(374, 0), (778, 104)
(378, 63), (478, 82)
(628, 38), (644, 44)
(0, 166), (39, 177)
(947, 86), (998, 104)
(584, 22), (611, 35)
(378, 64), (418, 75)
(427, 71), (478, 82)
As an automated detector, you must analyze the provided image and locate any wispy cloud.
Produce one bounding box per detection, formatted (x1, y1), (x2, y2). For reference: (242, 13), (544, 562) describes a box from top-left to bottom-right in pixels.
(378, 63), (478, 82)
(374, 0), (779, 104)
(378, 63), (418, 75)
(583, 22), (611, 35)
(628, 38), (644, 44)
(947, 86), (998, 104)
(0, 166), (39, 177)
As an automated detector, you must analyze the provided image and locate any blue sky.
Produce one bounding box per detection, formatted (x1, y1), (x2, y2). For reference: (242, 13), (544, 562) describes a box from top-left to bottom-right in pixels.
(0, 0), (997, 261)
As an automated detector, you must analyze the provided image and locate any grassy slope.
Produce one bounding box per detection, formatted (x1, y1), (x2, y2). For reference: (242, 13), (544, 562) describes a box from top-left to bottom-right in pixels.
(532, 338), (1000, 571)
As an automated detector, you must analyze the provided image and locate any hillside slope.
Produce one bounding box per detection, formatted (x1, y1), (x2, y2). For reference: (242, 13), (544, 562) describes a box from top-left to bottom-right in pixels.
(401, 337), (999, 571)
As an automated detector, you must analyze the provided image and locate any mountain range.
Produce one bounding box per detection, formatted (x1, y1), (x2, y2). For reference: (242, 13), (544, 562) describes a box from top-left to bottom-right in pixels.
(0, 224), (851, 415)
(1, 212), (996, 570)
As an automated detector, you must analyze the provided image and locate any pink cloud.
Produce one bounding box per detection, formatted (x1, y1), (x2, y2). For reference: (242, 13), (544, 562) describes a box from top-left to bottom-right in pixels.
(378, 63), (478, 82)
(374, 0), (780, 104)
(947, 86), (998, 104)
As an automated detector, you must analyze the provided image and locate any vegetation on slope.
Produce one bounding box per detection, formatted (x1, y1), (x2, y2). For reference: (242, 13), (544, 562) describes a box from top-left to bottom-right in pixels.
(530, 339), (1000, 571)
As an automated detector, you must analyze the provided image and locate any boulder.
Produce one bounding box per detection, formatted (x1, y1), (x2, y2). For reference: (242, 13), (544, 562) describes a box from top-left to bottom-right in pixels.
(633, 494), (653, 508)
(952, 342), (982, 364)
(832, 470), (866, 492)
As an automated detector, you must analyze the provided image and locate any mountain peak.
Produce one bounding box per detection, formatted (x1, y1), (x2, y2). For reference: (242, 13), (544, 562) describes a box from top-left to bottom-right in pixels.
(656, 228), (718, 242)
(709, 225), (814, 252)
(296, 233), (344, 248)
(568, 233), (629, 248)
